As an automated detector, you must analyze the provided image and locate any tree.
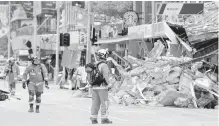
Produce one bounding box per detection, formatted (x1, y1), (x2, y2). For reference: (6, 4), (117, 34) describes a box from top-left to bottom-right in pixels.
(91, 1), (133, 19)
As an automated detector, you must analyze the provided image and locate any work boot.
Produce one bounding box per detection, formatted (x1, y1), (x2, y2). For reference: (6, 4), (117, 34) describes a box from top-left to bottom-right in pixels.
(35, 105), (40, 113)
(28, 104), (34, 113)
(101, 118), (112, 124)
(90, 118), (98, 124)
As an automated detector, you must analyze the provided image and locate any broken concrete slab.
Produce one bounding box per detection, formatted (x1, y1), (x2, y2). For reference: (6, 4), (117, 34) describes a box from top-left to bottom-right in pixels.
(197, 93), (215, 108)
(157, 89), (188, 106)
(174, 97), (192, 108)
(179, 72), (194, 94)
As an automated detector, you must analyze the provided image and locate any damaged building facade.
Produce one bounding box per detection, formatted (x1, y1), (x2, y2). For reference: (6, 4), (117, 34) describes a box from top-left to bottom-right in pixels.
(73, 1), (218, 110)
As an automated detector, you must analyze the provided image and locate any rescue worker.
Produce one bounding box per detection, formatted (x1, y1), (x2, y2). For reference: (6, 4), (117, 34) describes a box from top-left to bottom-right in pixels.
(4, 57), (20, 96)
(87, 49), (121, 124)
(22, 55), (49, 113)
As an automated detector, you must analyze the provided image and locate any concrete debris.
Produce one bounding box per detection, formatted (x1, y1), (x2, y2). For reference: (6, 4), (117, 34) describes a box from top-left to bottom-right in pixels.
(148, 40), (165, 58)
(157, 89), (188, 106)
(70, 54), (218, 109)
(196, 93), (215, 108)
(174, 97), (193, 108)
(108, 56), (218, 109)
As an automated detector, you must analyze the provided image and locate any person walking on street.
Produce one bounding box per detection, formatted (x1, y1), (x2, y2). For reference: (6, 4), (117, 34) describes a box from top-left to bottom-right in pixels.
(4, 57), (20, 96)
(85, 49), (121, 124)
(22, 55), (49, 113)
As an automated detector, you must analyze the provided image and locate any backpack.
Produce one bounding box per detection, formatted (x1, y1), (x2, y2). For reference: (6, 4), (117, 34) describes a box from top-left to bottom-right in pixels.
(85, 61), (107, 86)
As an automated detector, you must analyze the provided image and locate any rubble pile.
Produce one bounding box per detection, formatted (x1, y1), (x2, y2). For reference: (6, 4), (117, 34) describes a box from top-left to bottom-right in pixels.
(110, 56), (218, 109)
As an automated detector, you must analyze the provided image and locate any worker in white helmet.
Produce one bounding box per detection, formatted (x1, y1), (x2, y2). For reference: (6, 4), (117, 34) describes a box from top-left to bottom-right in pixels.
(22, 55), (49, 113)
(4, 57), (20, 96)
(86, 48), (121, 124)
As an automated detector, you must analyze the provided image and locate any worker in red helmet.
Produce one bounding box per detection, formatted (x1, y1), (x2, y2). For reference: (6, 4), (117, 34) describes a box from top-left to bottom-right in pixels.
(22, 55), (49, 113)
(4, 57), (20, 96)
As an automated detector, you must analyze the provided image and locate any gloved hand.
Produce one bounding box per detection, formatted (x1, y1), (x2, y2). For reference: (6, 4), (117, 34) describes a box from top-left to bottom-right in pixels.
(108, 87), (112, 91)
(45, 81), (49, 89)
(22, 82), (26, 89)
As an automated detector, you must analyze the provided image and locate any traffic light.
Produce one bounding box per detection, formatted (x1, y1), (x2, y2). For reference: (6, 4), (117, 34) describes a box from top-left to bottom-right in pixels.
(60, 33), (64, 46)
(99, 30), (101, 39)
(63, 33), (70, 46)
(72, 1), (85, 8)
(90, 27), (97, 45)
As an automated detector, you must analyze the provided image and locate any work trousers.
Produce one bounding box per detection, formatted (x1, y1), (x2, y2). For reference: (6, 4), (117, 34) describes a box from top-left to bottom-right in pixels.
(9, 82), (16, 95)
(90, 89), (109, 120)
(28, 82), (44, 106)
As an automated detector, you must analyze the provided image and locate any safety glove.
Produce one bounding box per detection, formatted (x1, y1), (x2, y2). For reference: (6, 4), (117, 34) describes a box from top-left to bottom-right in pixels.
(22, 81), (26, 89)
(45, 81), (49, 89)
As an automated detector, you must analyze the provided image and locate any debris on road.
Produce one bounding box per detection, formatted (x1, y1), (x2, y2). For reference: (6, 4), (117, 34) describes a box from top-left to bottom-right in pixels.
(108, 56), (218, 109)
(71, 55), (218, 109)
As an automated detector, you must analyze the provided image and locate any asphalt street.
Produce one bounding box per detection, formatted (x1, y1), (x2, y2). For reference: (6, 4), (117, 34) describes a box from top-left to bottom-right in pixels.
(0, 80), (218, 126)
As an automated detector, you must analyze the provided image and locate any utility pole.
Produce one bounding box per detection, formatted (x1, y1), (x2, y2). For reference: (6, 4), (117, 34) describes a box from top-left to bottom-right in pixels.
(33, 2), (37, 56)
(54, 2), (61, 84)
(62, 1), (68, 83)
(152, 1), (155, 40)
(86, 1), (92, 96)
(8, 1), (11, 59)
(86, 1), (91, 64)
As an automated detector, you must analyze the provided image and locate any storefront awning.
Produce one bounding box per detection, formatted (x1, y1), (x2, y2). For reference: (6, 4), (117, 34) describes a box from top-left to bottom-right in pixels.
(95, 36), (129, 44)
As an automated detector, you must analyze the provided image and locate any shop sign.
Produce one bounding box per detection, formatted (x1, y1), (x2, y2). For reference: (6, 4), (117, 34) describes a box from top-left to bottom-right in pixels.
(158, 3), (204, 15)
(128, 25), (146, 39)
(11, 35), (57, 51)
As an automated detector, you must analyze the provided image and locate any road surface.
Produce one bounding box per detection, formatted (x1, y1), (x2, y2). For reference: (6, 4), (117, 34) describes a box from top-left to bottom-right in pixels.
(0, 80), (218, 126)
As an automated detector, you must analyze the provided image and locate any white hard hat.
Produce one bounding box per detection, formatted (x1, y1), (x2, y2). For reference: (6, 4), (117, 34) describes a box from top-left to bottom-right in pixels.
(98, 49), (108, 55)
(97, 49), (109, 59)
